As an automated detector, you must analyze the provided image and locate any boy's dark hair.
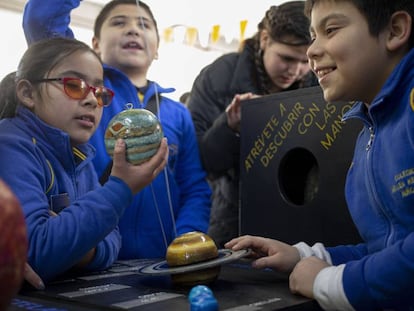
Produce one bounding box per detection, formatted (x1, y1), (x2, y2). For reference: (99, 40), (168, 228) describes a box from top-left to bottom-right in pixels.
(0, 37), (101, 118)
(305, 0), (414, 48)
(93, 0), (159, 42)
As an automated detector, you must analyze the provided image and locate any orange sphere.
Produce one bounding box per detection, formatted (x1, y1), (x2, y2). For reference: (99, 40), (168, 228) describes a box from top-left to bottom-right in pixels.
(0, 179), (28, 310)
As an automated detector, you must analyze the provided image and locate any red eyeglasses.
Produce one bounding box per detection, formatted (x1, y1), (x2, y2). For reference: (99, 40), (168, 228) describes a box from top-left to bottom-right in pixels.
(33, 77), (114, 107)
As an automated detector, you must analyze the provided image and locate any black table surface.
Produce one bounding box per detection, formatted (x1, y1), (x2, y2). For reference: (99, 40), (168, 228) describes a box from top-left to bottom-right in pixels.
(9, 258), (323, 311)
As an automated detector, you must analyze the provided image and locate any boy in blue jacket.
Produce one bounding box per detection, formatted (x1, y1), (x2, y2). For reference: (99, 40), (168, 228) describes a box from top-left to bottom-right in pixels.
(0, 37), (167, 281)
(23, 0), (212, 259)
(226, 1), (414, 310)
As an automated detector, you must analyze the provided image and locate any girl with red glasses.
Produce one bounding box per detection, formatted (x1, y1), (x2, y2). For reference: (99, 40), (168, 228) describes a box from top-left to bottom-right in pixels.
(0, 37), (168, 282)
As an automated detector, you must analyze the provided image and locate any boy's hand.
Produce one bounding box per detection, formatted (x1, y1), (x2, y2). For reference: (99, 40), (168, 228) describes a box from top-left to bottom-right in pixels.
(225, 235), (300, 272)
(289, 256), (329, 298)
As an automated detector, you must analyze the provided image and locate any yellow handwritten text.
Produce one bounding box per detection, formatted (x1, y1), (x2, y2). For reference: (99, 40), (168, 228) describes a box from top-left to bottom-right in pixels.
(392, 167), (414, 198)
(244, 102), (305, 172)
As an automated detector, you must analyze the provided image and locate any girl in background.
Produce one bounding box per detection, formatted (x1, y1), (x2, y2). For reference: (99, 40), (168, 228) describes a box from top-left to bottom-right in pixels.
(187, 1), (318, 247)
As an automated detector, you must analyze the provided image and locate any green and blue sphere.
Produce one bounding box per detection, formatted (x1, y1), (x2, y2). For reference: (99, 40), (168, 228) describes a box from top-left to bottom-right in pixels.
(104, 109), (163, 165)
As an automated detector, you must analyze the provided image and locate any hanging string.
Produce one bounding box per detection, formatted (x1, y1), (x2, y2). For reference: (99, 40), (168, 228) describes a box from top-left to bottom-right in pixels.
(135, 0), (177, 247)
(124, 102), (134, 110)
(150, 182), (168, 248)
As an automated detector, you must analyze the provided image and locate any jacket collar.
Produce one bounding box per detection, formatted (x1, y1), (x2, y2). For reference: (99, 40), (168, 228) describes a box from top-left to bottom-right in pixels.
(344, 47), (414, 122)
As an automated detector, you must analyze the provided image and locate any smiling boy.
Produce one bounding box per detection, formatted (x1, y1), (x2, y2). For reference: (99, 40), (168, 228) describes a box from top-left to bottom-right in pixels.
(226, 1), (414, 310)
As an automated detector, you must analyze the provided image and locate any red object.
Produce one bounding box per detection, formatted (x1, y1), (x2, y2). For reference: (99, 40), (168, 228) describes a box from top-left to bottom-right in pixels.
(0, 179), (28, 311)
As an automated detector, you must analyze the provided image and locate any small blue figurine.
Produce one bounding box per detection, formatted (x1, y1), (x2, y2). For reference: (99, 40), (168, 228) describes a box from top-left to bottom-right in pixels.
(189, 285), (218, 311)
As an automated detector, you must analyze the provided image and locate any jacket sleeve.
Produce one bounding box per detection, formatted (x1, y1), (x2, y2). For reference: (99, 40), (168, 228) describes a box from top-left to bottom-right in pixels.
(298, 240), (414, 310)
(318, 237), (414, 310)
(327, 243), (368, 264)
(340, 234), (414, 310)
(187, 61), (240, 176)
(0, 138), (132, 281)
(23, 0), (80, 44)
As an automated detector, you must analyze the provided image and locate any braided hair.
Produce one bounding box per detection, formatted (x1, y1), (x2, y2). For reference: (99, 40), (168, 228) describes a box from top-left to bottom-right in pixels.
(242, 1), (313, 94)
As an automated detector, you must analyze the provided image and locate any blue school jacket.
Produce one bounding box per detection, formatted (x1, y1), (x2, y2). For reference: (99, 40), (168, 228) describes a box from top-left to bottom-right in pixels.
(328, 48), (414, 310)
(0, 107), (132, 281)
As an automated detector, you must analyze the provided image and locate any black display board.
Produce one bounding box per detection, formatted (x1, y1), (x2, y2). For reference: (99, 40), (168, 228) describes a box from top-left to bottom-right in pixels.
(240, 86), (362, 246)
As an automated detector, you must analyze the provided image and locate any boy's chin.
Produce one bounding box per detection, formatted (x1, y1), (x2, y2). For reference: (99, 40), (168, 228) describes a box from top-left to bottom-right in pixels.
(321, 88), (340, 103)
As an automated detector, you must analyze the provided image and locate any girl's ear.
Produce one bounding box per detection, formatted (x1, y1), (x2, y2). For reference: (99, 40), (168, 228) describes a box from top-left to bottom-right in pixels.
(387, 11), (412, 51)
(259, 29), (270, 51)
(16, 80), (36, 109)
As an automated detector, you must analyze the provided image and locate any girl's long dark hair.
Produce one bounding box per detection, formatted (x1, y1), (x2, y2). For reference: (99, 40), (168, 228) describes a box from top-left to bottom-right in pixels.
(0, 37), (101, 119)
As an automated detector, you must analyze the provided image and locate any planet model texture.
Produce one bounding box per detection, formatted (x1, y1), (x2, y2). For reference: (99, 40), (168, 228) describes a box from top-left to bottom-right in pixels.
(105, 109), (163, 165)
(166, 231), (220, 286)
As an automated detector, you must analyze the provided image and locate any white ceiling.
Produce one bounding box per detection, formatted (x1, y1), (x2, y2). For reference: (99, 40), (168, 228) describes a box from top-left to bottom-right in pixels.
(0, 0), (284, 39)
(0, 0), (287, 101)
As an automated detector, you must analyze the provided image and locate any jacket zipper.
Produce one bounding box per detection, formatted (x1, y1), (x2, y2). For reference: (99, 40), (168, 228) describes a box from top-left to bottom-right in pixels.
(365, 125), (394, 246)
(366, 126), (374, 151)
